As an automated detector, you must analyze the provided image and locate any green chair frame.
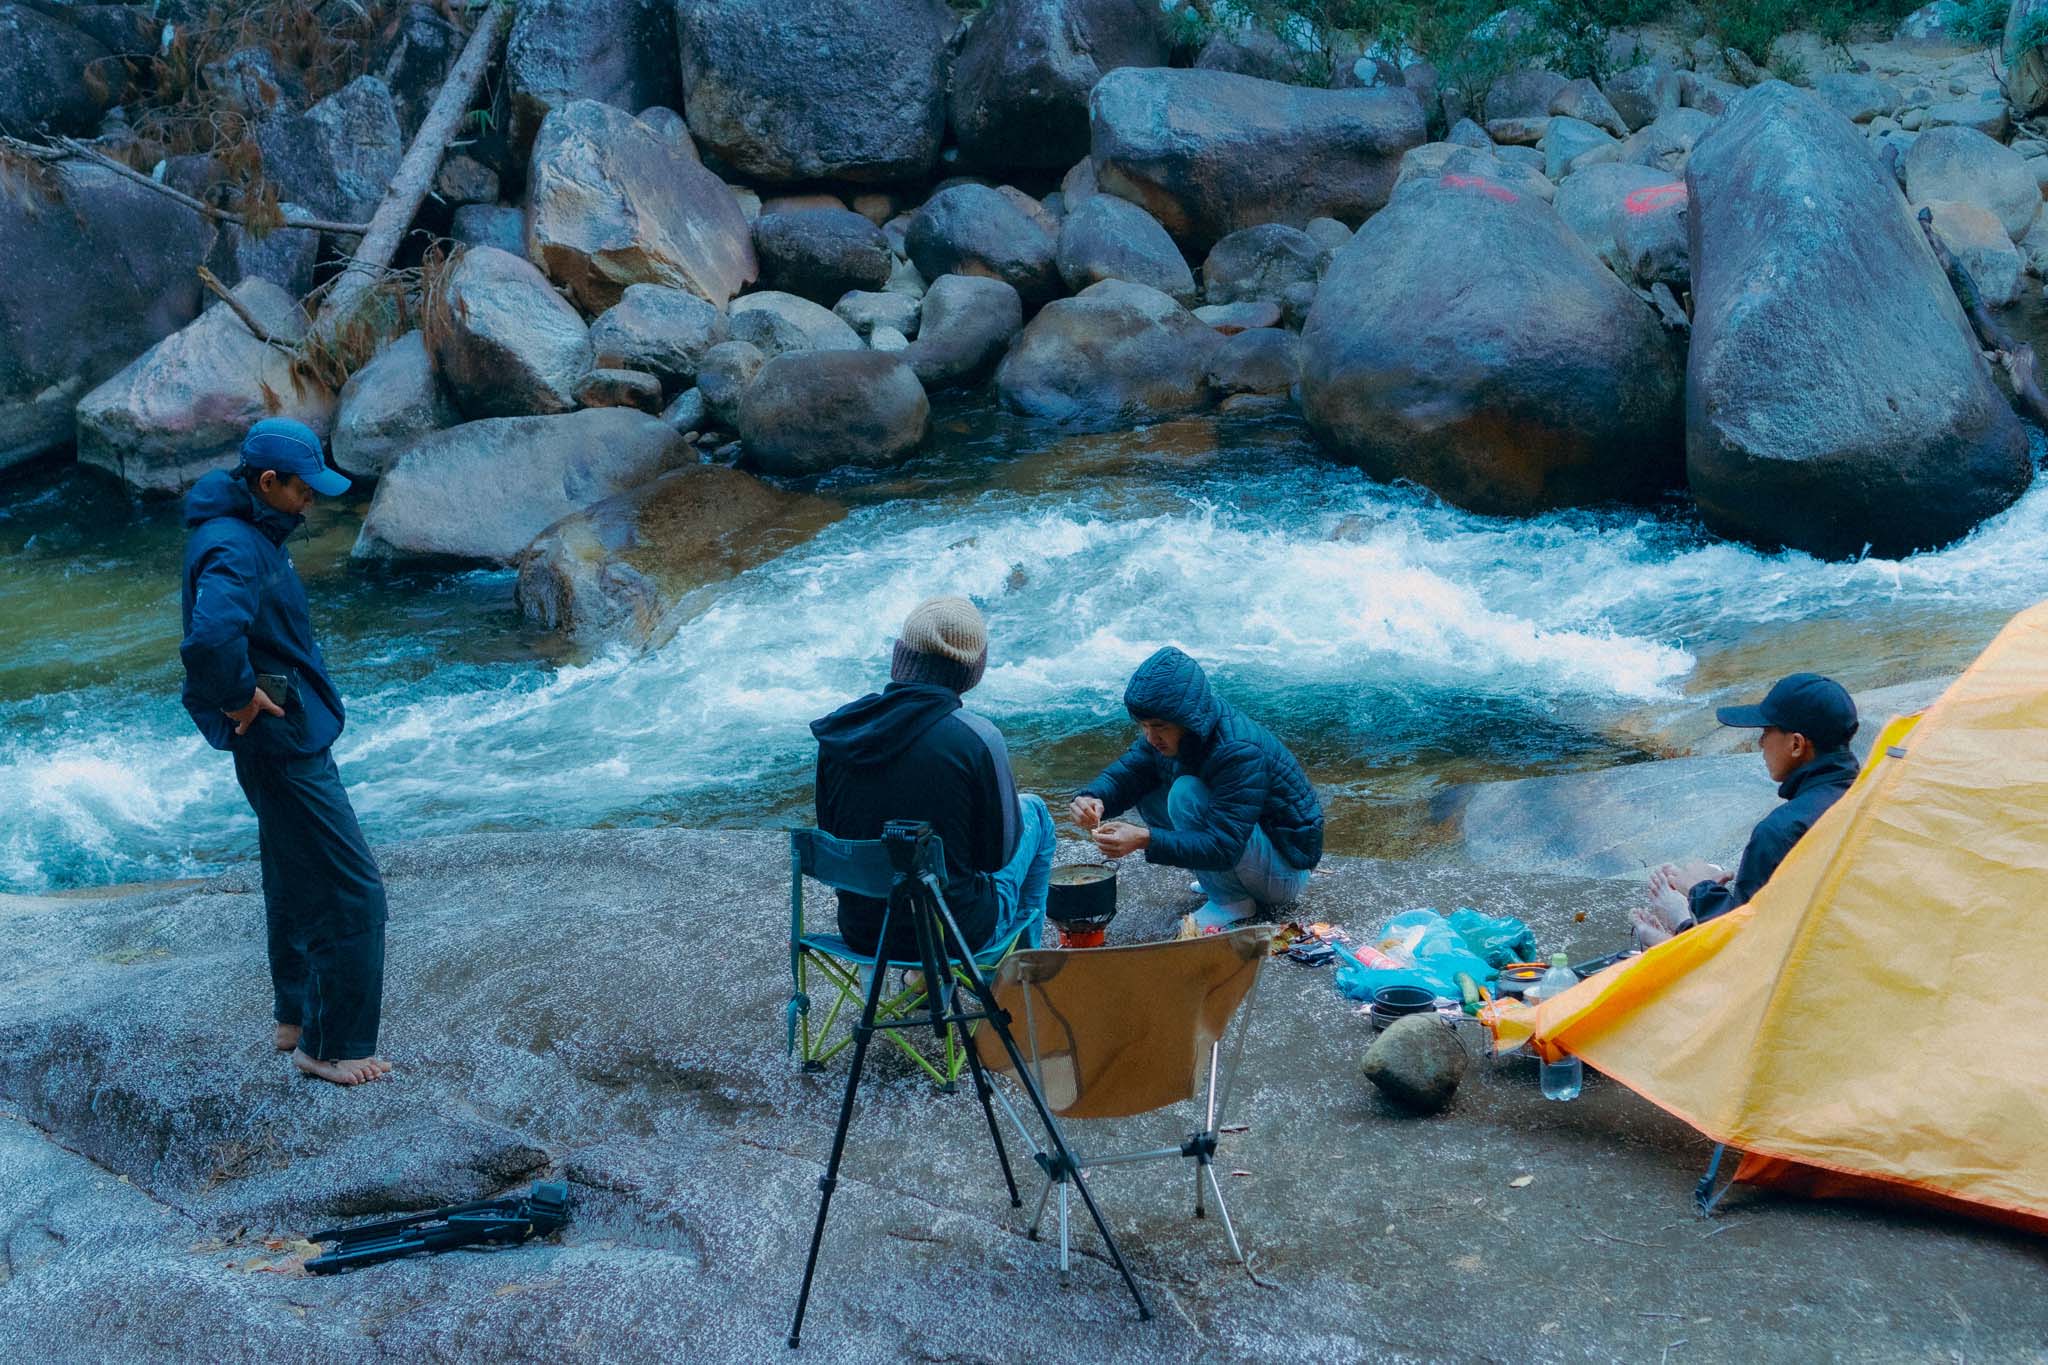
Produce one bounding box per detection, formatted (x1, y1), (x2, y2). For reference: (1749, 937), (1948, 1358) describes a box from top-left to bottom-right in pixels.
(786, 827), (1038, 1089)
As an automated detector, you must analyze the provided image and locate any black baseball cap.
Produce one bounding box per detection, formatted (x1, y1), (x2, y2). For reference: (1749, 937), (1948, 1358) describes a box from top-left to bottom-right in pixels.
(1716, 673), (1858, 749)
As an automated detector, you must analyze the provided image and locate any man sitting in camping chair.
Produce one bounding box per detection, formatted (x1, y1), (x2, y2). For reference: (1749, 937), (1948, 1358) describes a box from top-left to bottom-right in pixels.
(1634, 674), (1860, 950)
(811, 595), (1052, 964)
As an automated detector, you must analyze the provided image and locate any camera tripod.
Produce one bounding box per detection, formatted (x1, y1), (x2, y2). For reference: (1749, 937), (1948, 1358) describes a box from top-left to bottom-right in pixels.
(788, 820), (1152, 1347)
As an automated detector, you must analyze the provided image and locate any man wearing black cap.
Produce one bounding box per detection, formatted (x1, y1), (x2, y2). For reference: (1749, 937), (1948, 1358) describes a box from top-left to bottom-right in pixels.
(180, 417), (391, 1087)
(1633, 673), (1861, 949)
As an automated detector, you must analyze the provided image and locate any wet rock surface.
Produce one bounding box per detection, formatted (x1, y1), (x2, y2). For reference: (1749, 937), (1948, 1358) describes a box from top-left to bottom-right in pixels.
(2, 831), (2044, 1361)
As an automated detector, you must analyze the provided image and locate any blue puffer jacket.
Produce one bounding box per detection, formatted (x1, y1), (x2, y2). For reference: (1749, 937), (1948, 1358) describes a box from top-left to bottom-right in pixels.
(1079, 647), (1323, 873)
(179, 470), (345, 757)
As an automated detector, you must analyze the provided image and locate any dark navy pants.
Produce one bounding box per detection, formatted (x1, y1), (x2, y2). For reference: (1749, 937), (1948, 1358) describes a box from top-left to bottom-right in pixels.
(231, 748), (387, 1060)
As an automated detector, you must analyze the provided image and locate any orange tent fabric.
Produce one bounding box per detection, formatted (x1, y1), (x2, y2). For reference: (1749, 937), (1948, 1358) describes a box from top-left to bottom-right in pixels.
(1491, 601), (2048, 1232)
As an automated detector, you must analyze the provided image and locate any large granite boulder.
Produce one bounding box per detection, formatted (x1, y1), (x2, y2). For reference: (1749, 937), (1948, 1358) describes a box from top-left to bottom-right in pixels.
(373, 2), (463, 140)
(429, 246), (592, 420)
(1205, 326), (1301, 397)
(1685, 83), (2032, 558)
(994, 279), (1224, 426)
(1923, 200), (2024, 306)
(1054, 194), (1197, 304)
(1089, 68), (1427, 252)
(833, 290), (921, 340)
(0, 4), (122, 136)
(726, 292), (864, 360)
(901, 273), (1025, 388)
(587, 285), (729, 392)
(1616, 106), (1715, 174)
(697, 340), (767, 426)
(950, 0), (1170, 173)
(526, 100), (757, 313)
(677, 0), (952, 184)
(451, 203), (526, 254)
(255, 76), (403, 223)
(906, 184), (1063, 307)
(738, 351), (930, 476)
(504, 0), (683, 158)
(1553, 163), (1683, 275)
(1202, 225), (1328, 328)
(516, 465), (838, 647)
(204, 204), (319, 299)
(75, 281), (335, 495)
(330, 330), (458, 480)
(752, 209), (894, 304)
(1301, 172), (1684, 514)
(1902, 125), (2042, 241)
(1604, 60), (1681, 131)
(0, 160), (214, 472)
(353, 408), (687, 562)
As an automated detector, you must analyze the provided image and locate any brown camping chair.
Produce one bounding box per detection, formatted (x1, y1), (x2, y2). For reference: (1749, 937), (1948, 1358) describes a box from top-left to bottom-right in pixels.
(973, 925), (1274, 1278)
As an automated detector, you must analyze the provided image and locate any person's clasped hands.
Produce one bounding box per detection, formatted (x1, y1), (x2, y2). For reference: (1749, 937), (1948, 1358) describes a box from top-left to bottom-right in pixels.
(1068, 795), (1150, 859)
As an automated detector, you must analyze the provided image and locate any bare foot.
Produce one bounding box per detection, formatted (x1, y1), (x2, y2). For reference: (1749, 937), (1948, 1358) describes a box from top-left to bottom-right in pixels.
(274, 1023), (302, 1053)
(291, 1048), (393, 1086)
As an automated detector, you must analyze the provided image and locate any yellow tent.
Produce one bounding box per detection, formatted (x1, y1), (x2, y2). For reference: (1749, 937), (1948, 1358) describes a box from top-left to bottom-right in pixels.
(1492, 600), (2048, 1234)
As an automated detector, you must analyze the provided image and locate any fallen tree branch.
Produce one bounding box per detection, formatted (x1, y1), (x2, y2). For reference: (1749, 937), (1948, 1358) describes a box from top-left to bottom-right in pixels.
(305, 0), (509, 353)
(46, 136), (372, 235)
(1919, 204), (2048, 428)
(196, 266), (298, 355)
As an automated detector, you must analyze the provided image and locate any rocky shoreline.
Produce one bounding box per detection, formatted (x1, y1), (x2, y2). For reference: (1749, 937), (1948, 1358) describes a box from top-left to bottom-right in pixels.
(4, 2), (2047, 657)
(4, 826), (2047, 1361)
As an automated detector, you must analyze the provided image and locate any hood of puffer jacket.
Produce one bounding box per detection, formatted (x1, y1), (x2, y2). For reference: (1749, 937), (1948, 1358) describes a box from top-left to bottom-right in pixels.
(1122, 646), (1221, 736)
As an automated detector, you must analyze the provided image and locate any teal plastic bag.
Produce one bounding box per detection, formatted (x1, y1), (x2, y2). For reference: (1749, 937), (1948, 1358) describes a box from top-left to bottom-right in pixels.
(1447, 907), (1538, 969)
(1334, 909), (1496, 1002)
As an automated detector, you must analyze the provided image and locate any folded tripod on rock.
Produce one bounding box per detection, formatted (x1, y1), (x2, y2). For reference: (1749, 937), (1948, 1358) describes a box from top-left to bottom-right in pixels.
(305, 1181), (571, 1274)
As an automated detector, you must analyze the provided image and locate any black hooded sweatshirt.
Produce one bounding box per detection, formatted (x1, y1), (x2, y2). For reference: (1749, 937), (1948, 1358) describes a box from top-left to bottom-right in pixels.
(811, 683), (1019, 959)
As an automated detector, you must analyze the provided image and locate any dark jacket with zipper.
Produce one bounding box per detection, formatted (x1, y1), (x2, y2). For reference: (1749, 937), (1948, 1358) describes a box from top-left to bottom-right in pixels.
(1688, 748), (1860, 922)
(179, 469), (344, 758)
(1079, 647), (1323, 873)
(812, 683), (1019, 957)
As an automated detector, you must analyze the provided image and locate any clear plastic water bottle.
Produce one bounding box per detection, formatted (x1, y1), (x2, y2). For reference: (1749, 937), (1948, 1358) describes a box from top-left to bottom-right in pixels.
(1533, 953), (1583, 1101)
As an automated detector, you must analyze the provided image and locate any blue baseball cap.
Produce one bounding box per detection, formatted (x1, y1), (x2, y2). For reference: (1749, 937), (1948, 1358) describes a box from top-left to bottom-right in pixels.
(239, 417), (350, 496)
(1716, 673), (1858, 749)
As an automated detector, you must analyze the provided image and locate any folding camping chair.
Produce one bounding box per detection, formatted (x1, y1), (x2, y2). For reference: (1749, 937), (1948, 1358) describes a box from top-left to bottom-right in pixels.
(973, 925), (1275, 1277)
(787, 827), (1041, 1089)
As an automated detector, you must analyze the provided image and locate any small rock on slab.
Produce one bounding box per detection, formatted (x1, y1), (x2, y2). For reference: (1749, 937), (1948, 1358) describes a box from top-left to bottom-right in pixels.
(1362, 1014), (1467, 1115)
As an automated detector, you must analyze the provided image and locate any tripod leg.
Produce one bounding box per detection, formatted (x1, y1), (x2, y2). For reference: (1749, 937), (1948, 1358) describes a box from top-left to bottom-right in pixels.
(1058, 1179), (1071, 1285)
(1203, 1163), (1246, 1264)
(1027, 1175), (1052, 1240)
(933, 891), (1153, 1323)
(960, 1015), (1022, 1208)
(789, 926), (896, 1349)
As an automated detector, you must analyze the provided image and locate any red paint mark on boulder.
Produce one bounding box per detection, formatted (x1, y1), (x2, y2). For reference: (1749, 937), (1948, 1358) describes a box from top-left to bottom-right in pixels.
(1624, 183), (1687, 215)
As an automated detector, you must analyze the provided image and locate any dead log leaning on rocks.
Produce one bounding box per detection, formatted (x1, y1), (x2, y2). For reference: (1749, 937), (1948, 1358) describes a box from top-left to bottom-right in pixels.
(39, 135), (372, 236)
(1919, 204), (2048, 429)
(195, 266), (297, 356)
(304, 1), (510, 359)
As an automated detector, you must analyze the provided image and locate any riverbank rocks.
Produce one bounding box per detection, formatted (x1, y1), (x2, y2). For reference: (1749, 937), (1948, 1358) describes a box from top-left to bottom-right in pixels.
(526, 100), (756, 314)
(503, 0), (682, 157)
(698, 340), (767, 426)
(331, 331), (458, 480)
(1055, 194), (1197, 304)
(1301, 172), (1683, 514)
(1545, 116), (1621, 180)
(995, 279), (1224, 426)
(587, 285), (729, 393)
(1089, 68), (1427, 253)
(906, 184), (1062, 307)
(1552, 77), (1628, 138)
(430, 247), (591, 419)
(2008, 0), (2048, 117)
(950, 0), (1169, 172)
(1617, 107), (1714, 174)
(727, 292), (864, 360)
(354, 409), (687, 562)
(1903, 126), (2041, 241)
(752, 209), (894, 304)
(1362, 1015), (1465, 1115)
(255, 76), (403, 223)
(902, 274), (1024, 388)
(1205, 327), (1301, 397)
(516, 465), (840, 647)
(1202, 225), (1328, 328)
(76, 282), (334, 495)
(1923, 200), (2023, 306)
(0, 5), (122, 136)
(1685, 83), (2031, 558)
(738, 351), (930, 476)
(833, 290), (920, 340)
(1605, 60), (1681, 131)
(0, 160), (213, 471)
(677, 0), (951, 184)
(452, 204), (526, 254)
(1554, 163), (1683, 276)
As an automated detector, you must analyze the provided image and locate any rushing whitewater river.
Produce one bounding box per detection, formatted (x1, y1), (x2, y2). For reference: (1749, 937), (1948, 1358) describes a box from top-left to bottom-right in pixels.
(4, 403), (2045, 892)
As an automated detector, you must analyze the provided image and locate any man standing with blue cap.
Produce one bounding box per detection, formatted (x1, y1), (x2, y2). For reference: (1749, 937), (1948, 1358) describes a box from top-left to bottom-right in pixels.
(1634, 673), (1861, 949)
(179, 417), (391, 1086)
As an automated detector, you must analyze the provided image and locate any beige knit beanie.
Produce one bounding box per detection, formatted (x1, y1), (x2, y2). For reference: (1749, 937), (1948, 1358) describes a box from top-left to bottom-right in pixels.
(891, 595), (988, 692)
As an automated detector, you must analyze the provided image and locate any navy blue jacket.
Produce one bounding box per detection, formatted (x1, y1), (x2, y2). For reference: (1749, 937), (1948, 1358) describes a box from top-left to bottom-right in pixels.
(179, 470), (345, 758)
(1080, 647), (1323, 873)
(812, 682), (1019, 956)
(1689, 748), (1860, 922)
